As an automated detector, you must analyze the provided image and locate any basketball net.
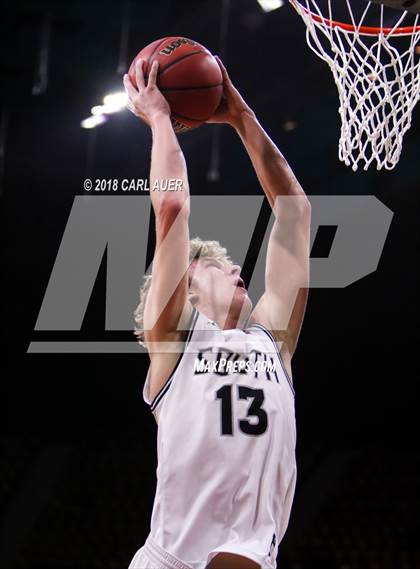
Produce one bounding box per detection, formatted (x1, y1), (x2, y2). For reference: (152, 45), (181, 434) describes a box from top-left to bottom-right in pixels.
(290, 1), (420, 170)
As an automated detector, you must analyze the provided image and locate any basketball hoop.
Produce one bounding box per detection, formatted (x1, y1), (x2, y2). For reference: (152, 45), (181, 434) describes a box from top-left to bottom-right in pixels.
(290, 1), (420, 170)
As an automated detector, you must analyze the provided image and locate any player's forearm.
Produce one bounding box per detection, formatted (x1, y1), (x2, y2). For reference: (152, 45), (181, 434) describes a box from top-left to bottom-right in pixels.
(234, 112), (308, 209)
(149, 113), (190, 215)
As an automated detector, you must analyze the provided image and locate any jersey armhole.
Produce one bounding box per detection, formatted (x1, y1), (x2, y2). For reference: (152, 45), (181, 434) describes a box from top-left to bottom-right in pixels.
(248, 323), (295, 397)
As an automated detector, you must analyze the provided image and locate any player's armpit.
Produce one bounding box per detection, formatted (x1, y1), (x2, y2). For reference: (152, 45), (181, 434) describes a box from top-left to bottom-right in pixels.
(251, 288), (308, 360)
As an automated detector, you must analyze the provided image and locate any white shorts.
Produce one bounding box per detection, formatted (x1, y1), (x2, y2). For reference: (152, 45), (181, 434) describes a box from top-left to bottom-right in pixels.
(128, 534), (193, 569)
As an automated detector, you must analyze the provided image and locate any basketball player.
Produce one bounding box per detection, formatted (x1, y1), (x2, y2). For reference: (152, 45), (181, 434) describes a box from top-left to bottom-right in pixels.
(123, 56), (311, 569)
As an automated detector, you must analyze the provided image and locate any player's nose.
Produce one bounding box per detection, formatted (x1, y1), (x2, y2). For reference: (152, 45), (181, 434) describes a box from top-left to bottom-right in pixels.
(230, 264), (241, 275)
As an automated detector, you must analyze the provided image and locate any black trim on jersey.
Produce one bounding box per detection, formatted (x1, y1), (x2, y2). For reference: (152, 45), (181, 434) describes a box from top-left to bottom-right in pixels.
(149, 308), (199, 412)
(248, 323), (295, 397)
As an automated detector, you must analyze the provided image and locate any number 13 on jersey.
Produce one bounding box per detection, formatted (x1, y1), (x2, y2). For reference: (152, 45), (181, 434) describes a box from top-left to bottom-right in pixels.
(215, 384), (268, 436)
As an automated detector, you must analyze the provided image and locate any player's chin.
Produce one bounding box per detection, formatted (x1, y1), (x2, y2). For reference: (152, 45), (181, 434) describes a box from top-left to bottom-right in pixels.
(235, 285), (248, 298)
(232, 288), (252, 309)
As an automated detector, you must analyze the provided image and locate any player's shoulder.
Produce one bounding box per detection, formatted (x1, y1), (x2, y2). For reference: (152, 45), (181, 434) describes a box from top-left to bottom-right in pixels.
(145, 301), (196, 354)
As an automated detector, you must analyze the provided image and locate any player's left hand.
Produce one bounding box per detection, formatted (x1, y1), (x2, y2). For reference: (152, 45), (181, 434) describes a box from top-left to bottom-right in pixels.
(123, 59), (170, 127)
(206, 56), (255, 128)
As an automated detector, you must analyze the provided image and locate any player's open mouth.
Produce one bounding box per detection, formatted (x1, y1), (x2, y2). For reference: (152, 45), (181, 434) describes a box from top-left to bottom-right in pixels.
(236, 278), (246, 290)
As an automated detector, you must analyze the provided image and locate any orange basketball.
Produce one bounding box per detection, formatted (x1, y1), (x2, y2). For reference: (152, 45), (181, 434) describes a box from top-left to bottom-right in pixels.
(128, 37), (223, 133)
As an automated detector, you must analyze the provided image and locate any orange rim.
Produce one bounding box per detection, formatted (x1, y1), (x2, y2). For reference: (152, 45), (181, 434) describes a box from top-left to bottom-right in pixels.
(291, 0), (420, 36)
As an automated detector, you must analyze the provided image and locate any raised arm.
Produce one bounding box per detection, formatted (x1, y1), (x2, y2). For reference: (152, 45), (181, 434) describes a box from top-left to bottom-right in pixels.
(207, 58), (311, 362)
(124, 60), (193, 354)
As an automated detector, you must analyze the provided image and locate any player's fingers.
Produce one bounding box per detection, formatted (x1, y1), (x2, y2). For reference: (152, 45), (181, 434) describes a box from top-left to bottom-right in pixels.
(148, 60), (159, 87)
(135, 58), (146, 90)
(123, 74), (138, 100)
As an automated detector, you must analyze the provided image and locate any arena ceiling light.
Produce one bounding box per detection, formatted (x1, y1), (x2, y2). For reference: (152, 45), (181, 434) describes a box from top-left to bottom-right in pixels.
(81, 90), (127, 129)
(91, 92), (128, 116)
(80, 115), (108, 129)
(257, 0), (284, 12)
(282, 120), (297, 132)
(102, 91), (128, 112)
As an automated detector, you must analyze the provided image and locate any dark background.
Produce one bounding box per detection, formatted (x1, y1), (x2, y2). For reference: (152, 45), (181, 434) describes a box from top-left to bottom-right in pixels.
(1, 1), (419, 568)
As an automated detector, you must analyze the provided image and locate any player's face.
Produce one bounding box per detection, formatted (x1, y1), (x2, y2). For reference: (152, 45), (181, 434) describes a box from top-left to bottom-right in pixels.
(188, 257), (252, 317)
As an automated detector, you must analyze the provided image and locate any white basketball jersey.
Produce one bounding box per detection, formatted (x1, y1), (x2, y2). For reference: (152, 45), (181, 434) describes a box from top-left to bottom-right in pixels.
(143, 309), (297, 569)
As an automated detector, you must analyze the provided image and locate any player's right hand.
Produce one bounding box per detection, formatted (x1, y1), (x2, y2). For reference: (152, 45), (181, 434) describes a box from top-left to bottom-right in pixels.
(123, 59), (170, 127)
(206, 56), (255, 128)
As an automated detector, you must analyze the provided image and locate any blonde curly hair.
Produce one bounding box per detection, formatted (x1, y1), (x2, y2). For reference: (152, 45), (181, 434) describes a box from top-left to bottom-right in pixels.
(134, 237), (233, 346)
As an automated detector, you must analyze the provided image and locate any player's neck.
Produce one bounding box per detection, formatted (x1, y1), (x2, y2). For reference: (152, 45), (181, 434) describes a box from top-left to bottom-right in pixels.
(196, 302), (250, 331)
